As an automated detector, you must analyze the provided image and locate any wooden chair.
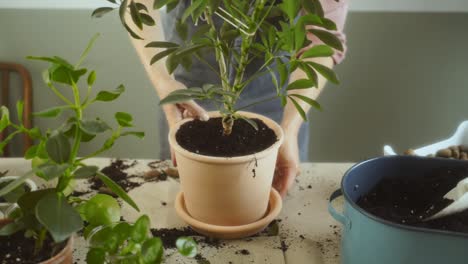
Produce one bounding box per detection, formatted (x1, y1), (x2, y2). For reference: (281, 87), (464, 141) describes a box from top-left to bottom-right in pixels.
(0, 63), (33, 157)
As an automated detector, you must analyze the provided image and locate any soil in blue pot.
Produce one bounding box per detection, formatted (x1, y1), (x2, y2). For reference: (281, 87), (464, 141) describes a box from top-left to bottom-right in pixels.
(357, 166), (468, 233)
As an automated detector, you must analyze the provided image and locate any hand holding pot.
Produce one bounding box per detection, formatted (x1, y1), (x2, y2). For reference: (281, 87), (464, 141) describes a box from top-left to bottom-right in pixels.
(273, 131), (300, 197)
(162, 81), (210, 165)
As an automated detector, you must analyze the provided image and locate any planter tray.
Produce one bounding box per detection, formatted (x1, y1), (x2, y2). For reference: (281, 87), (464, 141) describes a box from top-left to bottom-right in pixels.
(175, 188), (282, 239)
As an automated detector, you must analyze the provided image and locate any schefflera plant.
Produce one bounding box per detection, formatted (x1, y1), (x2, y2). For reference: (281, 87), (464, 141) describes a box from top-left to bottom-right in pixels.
(0, 34), (145, 255)
(95, 0), (342, 135)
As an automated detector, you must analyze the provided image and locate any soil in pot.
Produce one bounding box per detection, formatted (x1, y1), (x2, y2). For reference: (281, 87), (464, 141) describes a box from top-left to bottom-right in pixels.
(176, 117), (277, 157)
(357, 166), (468, 233)
(0, 232), (67, 264)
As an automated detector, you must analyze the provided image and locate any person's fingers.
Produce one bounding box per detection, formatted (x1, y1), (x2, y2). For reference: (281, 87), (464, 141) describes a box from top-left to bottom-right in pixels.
(179, 101), (209, 121)
(170, 147), (177, 167)
(273, 165), (299, 198)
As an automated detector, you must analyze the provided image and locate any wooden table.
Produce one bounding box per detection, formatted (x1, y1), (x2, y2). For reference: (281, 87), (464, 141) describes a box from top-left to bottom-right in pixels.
(0, 158), (352, 264)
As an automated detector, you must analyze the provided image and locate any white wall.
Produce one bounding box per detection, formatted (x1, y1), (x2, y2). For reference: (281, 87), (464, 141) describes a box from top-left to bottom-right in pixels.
(1, 0), (468, 12)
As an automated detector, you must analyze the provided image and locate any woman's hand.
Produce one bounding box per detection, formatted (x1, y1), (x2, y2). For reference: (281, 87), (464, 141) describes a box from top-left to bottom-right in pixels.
(273, 131), (300, 197)
(161, 81), (209, 166)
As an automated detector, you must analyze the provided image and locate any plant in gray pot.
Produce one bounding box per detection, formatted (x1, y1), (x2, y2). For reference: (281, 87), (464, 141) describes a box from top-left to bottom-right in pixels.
(329, 156), (468, 264)
(94, 0), (343, 238)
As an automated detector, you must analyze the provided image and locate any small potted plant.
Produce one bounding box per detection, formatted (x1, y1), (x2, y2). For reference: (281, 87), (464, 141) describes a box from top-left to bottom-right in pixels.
(95, 0), (342, 235)
(0, 35), (151, 263)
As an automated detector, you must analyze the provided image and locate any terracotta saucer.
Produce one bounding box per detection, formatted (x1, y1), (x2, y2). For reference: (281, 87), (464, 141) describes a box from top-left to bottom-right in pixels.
(175, 188), (282, 239)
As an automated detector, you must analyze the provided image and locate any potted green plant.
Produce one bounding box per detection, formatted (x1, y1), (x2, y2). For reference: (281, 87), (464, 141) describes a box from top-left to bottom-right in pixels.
(0, 35), (196, 263)
(95, 0), (342, 235)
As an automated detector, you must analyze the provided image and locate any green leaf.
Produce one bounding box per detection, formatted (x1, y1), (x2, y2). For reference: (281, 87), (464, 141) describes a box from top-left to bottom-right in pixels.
(153, 0), (174, 9)
(140, 13), (156, 26)
(142, 237), (164, 263)
(150, 47), (178, 65)
(74, 165), (99, 179)
(287, 79), (316, 90)
(96, 172), (140, 211)
(119, 0), (143, 40)
(175, 44), (206, 58)
(176, 19), (188, 41)
(95, 84), (125, 102)
(280, 0), (300, 21)
(0, 106), (10, 132)
(36, 192), (83, 242)
(136, 3), (148, 12)
(36, 163), (70, 180)
(88, 226), (119, 252)
(33, 106), (70, 118)
(289, 96), (307, 121)
(181, 0), (204, 23)
(115, 112), (133, 127)
(24, 145), (38, 159)
(91, 7), (115, 18)
(113, 222), (132, 244)
(239, 116), (258, 131)
(121, 131), (145, 138)
(83, 194), (121, 226)
(308, 29), (344, 51)
(131, 215), (150, 243)
(159, 94), (196, 105)
(46, 131), (71, 163)
(301, 45), (334, 59)
(130, 0), (143, 30)
(0, 180), (26, 203)
(27, 127), (42, 140)
(80, 119), (111, 135)
(176, 237), (198, 258)
(48, 64), (87, 85)
(294, 24), (306, 51)
(86, 248), (106, 264)
(18, 189), (53, 213)
(276, 59), (288, 88)
(16, 101), (24, 123)
(166, 0), (179, 12)
(145, 41), (179, 48)
(0, 221), (24, 236)
(165, 53), (180, 74)
(298, 62), (318, 87)
(290, 94), (322, 111)
(27, 56), (73, 69)
(308, 61), (340, 84)
(87, 71), (96, 86)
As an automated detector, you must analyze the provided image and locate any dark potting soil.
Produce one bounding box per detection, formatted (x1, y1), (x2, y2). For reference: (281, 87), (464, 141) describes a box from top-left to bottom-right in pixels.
(176, 117), (277, 157)
(150, 227), (223, 249)
(357, 166), (468, 233)
(89, 159), (141, 192)
(0, 232), (66, 264)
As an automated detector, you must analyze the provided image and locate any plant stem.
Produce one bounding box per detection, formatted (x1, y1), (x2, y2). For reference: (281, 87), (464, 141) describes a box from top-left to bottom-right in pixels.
(34, 228), (47, 255)
(232, 0), (267, 93)
(47, 83), (73, 105)
(69, 81), (83, 163)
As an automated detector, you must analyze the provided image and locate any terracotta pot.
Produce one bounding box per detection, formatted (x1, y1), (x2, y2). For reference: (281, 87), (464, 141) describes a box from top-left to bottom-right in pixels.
(0, 220), (73, 264)
(39, 236), (74, 264)
(169, 111), (284, 226)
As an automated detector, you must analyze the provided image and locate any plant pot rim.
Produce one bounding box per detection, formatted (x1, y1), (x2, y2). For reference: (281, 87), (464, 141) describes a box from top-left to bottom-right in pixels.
(168, 111), (284, 164)
(341, 155), (468, 239)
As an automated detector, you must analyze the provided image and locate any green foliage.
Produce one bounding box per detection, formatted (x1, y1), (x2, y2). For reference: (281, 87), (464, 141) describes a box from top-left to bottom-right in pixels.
(96, 0), (341, 132)
(0, 35), (145, 257)
(86, 215), (195, 264)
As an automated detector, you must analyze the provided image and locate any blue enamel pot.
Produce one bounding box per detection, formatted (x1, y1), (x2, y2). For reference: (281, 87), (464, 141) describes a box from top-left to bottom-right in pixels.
(329, 156), (468, 264)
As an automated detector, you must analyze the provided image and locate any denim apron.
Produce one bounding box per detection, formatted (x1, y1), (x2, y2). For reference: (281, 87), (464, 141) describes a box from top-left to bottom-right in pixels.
(158, 1), (309, 161)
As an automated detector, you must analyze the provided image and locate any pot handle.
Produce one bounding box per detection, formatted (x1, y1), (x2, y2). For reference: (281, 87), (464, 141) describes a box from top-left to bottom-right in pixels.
(328, 189), (352, 229)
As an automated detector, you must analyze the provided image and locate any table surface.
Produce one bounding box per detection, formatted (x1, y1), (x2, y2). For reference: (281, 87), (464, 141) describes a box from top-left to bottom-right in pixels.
(0, 158), (352, 264)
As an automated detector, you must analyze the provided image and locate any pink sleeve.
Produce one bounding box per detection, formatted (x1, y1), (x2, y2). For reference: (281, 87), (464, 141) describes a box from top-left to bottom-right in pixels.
(299, 0), (349, 64)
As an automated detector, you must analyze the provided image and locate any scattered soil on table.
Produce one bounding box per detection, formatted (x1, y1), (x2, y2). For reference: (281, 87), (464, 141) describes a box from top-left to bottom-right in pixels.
(0, 232), (67, 264)
(357, 166), (468, 233)
(89, 159), (140, 192)
(150, 227), (223, 249)
(235, 249), (250, 255)
(176, 117), (277, 157)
